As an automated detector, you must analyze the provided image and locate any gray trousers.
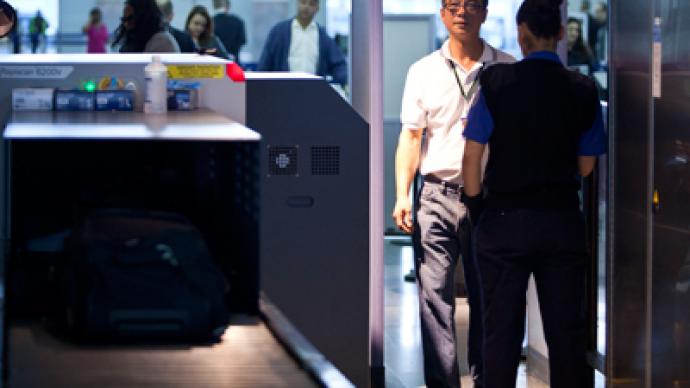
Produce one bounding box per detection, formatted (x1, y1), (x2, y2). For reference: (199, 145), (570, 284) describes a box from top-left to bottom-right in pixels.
(413, 180), (482, 388)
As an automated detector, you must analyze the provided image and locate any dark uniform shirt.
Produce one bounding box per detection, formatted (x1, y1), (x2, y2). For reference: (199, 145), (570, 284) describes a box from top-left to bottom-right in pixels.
(463, 50), (606, 209)
(213, 13), (246, 62)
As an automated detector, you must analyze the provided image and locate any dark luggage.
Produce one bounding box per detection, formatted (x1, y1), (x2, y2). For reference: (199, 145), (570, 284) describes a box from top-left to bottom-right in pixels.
(62, 209), (229, 341)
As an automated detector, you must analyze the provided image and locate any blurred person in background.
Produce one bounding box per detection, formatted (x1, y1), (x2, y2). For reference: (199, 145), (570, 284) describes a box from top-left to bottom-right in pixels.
(113, 0), (179, 53)
(157, 0), (195, 53)
(83, 7), (109, 53)
(567, 17), (596, 74)
(185, 5), (229, 59)
(592, 2), (608, 64)
(258, 0), (347, 87)
(29, 10), (48, 53)
(213, 0), (245, 63)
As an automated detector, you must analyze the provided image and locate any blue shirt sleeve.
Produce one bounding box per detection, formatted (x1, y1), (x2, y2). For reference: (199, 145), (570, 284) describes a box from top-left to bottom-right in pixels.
(578, 103), (607, 156)
(463, 91), (494, 144)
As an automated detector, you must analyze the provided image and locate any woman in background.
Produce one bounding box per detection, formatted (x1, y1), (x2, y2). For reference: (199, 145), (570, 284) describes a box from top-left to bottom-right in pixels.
(113, 0), (179, 53)
(185, 6), (229, 59)
(83, 7), (108, 53)
(567, 17), (597, 74)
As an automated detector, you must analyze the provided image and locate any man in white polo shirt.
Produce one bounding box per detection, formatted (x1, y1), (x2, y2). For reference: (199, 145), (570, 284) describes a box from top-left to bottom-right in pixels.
(392, 1), (513, 387)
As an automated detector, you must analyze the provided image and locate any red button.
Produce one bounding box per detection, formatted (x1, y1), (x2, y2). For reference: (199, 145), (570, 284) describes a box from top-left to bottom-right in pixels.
(226, 62), (245, 82)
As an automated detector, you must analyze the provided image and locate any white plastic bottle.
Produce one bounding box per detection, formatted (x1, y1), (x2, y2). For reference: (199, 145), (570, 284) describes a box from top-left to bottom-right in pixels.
(144, 55), (168, 114)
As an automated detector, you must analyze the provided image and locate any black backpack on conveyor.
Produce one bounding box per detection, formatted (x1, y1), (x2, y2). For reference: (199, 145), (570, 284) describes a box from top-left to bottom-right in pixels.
(62, 209), (229, 341)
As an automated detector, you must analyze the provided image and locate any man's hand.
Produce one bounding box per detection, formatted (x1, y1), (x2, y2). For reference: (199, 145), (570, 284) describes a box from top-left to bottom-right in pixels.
(393, 128), (422, 235)
(461, 189), (484, 226)
(462, 139), (486, 225)
(393, 197), (414, 234)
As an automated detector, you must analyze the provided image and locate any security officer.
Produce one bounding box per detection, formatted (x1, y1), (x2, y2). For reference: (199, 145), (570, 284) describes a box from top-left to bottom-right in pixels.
(461, 0), (606, 387)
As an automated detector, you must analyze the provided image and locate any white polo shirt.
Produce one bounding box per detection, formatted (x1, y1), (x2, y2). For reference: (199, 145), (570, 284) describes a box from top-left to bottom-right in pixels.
(288, 18), (319, 75)
(400, 40), (515, 184)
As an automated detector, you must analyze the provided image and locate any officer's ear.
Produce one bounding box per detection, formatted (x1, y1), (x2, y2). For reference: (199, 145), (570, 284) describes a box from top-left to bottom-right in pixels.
(517, 22), (532, 57)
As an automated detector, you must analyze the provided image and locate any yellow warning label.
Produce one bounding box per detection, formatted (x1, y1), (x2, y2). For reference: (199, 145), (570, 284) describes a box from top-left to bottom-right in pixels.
(167, 65), (225, 79)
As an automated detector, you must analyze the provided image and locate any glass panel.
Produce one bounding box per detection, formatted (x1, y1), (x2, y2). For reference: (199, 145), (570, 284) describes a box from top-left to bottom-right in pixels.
(597, 104), (608, 357)
(609, 0), (650, 383)
(567, 0), (608, 96)
(568, 0), (609, 365)
(594, 0), (609, 364)
(653, 1), (690, 385)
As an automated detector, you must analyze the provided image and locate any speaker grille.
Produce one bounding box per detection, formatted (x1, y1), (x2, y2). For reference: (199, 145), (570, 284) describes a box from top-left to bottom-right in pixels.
(311, 146), (340, 175)
(268, 146), (298, 176)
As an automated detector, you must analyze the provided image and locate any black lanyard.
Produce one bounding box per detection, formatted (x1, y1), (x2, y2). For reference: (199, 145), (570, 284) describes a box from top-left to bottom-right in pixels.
(449, 60), (484, 103)
(448, 46), (497, 103)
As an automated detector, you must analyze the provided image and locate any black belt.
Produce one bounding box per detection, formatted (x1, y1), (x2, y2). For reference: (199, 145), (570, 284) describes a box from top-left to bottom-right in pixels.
(423, 175), (461, 190)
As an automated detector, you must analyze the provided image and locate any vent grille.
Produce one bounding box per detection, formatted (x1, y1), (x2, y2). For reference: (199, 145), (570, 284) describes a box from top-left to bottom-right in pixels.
(311, 146), (340, 175)
(268, 146), (298, 176)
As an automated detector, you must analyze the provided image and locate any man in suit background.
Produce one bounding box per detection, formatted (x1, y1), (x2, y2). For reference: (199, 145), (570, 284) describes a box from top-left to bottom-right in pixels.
(212, 0), (246, 62)
(257, 0), (347, 87)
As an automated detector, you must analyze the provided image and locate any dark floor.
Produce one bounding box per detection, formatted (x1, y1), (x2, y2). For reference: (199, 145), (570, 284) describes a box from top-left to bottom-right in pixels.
(9, 315), (317, 388)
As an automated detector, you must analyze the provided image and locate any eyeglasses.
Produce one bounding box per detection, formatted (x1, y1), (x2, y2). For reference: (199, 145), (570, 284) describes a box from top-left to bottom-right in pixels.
(444, 1), (486, 15)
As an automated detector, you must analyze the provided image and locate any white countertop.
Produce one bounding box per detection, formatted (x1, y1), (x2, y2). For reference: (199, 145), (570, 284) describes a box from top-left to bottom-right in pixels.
(0, 53), (229, 65)
(4, 109), (261, 141)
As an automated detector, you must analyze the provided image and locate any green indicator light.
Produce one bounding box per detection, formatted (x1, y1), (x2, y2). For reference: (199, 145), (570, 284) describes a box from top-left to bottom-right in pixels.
(84, 81), (97, 92)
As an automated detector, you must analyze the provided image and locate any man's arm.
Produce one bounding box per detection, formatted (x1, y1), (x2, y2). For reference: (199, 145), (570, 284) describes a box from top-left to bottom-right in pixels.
(577, 99), (607, 177)
(461, 91), (493, 223)
(392, 128), (423, 234)
(462, 140), (485, 197)
(462, 91), (493, 196)
(578, 156), (596, 177)
(326, 35), (348, 86)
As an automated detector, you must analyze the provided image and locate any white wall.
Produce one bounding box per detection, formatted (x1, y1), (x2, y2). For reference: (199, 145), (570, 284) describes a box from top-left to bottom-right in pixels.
(382, 15), (436, 232)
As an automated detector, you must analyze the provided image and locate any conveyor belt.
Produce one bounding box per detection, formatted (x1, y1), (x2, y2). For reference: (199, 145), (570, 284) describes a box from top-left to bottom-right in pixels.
(9, 315), (318, 388)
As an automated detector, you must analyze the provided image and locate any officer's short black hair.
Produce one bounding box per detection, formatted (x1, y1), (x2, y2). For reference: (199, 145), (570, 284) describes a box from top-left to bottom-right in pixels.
(516, 0), (563, 39)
